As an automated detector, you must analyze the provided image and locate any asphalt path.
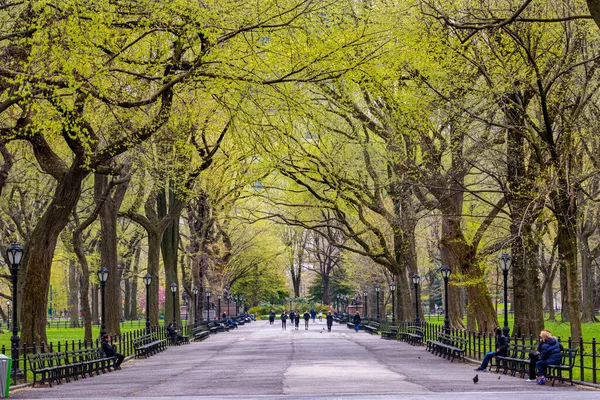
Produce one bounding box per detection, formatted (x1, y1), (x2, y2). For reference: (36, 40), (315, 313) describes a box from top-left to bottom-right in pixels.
(11, 319), (598, 399)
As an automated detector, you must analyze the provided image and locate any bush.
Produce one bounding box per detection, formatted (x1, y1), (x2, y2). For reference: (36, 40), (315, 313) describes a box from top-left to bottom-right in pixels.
(248, 305), (283, 316)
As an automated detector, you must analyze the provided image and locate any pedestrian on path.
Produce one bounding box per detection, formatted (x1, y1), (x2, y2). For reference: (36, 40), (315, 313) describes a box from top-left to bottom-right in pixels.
(269, 310), (275, 325)
(326, 312), (333, 332)
(310, 307), (316, 323)
(281, 311), (288, 330)
(303, 311), (310, 330)
(318, 310), (322, 321)
(294, 311), (300, 330)
(474, 327), (508, 371)
(353, 311), (361, 332)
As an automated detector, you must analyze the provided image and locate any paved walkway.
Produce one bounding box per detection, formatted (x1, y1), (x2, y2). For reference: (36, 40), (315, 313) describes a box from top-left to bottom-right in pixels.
(11, 320), (598, 399)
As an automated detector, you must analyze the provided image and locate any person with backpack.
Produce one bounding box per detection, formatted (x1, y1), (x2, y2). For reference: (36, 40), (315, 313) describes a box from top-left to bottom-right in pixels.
(269, 310), (275, 325)
(310, 307), (316, 323)
(294, 310), (300, 330)
(303, 310), (310, 330)
(326, 312), (334, 332)
(281, 311), (288, 330)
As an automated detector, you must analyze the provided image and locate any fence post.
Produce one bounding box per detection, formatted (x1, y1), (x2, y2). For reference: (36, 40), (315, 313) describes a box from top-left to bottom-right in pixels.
(580, 336), (584, 381)
(593, 338), (597, 384)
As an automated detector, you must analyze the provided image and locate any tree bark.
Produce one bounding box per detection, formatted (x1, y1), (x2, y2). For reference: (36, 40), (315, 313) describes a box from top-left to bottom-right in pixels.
(68, 259), (80, 328)
(158, 186), (181, 326)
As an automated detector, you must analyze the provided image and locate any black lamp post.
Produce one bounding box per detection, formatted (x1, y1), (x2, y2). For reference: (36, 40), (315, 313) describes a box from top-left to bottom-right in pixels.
(217, 294), (221, 318)
(98, 266), (109, 338)
(375, 284), (380, 320)
(500, 253), (512, 337)
(412, 274), (420, 324)
(170, 283), (177, 326)
(143, 273), (152, 333)
(6, 241), (23, 381)
(441, 265), (451, 333)
(193, 286), (198, 326)
(390, 282), (396, 324)
(206, 290), (211, 321)
(242, 297), (246, 313)
(235, 294), (239, 316)
(6, 300), (10, 330)
(227, 294), (231, 316)
(363, 291), (368, 318)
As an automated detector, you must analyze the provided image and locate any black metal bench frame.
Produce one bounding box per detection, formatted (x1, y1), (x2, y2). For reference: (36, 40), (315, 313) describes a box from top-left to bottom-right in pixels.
(398, 326), (424, 345)
(133, 333), (167, 359)
(426, 332), (466, 362)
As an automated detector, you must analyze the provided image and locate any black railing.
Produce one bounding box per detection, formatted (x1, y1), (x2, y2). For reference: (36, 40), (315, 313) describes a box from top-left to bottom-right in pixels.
(404, 321), (600, 385)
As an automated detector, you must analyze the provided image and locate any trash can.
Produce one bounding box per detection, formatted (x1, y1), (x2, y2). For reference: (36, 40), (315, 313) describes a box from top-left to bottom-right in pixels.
(0, 355), (12, 398)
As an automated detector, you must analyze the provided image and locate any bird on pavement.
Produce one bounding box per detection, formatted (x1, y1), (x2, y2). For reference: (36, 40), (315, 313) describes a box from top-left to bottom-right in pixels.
(498, 376), (501, 380)
(473, 374), (479, 384)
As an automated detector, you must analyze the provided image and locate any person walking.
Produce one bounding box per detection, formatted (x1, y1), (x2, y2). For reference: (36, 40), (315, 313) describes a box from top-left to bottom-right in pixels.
(269, 310), (275, 325)
(474, 327), (508, 371)
(303, 310), (310, 330)
(310, 307), (316, 323)
(326, 312), (333, 332)
(101, 334), (125, 370)
(281, 311), (288, 330)
(535, 330), (563, 385)
(318, 310), (322, 322)
(294, 311), (300, 330)
(353, 311), (361, 332)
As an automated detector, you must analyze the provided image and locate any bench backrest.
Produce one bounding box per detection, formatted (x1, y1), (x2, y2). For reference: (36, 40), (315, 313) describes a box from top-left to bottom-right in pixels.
(407, 326), (423, 334)
(133, 334), (155, 346)
(561, 348), (578, 367)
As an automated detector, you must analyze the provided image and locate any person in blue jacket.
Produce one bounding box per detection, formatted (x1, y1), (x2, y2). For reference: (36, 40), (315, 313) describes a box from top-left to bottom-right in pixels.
(536, 330), (563, 385)
(474, 327), (508, 371)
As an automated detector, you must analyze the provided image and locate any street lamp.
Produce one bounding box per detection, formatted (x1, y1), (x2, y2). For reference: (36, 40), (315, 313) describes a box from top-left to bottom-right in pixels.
(363, 290), (368, 318)
(412, 274), (420, 324)
(6, 301), (10, 330)
(441, 265), (451, 333)
(500, 253), (512, 337)
(206, 290), (211, 321)
(143, 273), (152, 333)
(227, 294), (231, 316)
(6, 241), (22, 382)
(193, 286), (198, 326)
(97, 266), (109, 338)
(375, 284), (381, 320)
(170, 283), (178, 326)
(390, 282), (396, 324)
(217, 293), (221, 318)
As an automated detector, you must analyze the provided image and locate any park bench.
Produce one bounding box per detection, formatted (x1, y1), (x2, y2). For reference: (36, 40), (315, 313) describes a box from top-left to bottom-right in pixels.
(133, 333), (166, 359)
(236, 316), (245, 326)
(29, 347), (116, 387)
(426, 332), (466, 362)
(192, 324), (211, 341)
(208, 321), (226, 333)
(547, 348), (578, 386)
(381, 326), (399, 340)
(490, 344), (535, 377)
(363, 320), (380, 335)
(398, 326), (424, 345)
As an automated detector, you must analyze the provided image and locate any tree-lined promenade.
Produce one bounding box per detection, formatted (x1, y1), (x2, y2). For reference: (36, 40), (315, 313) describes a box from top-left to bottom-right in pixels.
(10, 320), (593, 400)
(3, 4), (600, 393)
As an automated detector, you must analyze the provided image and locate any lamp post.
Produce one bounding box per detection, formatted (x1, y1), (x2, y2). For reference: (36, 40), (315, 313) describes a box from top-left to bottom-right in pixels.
(206, 290), (211, 321)
(242, 297), (246, 314)
(412, 274), (420, 324)
(235, 294), (239, 316)
(170, 283), (177, 326)
(227, 294), (231, 316)
(441, 265), (451, 333)
(363, 291), (368, 318)
(143, 274), (152, 333)
(500, 253), (512, 337)
(6, 241), (22, 381)
(375, 284), (380, 320)
(217, 294), (221, 318)
(193, 286), (198, 326)
(390, 282), (396, 323)
(6, 301), (10, 330)
(97, 266), (109, 338)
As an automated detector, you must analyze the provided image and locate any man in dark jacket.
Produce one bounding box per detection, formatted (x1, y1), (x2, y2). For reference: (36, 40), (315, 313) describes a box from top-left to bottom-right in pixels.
(535, 330), (563, 385)
(281, 311), (288, 330)
(269, 311), (275, 325)
(353, 312), (361, 332)
(303, 311), (310, 330)
(326, 312), (334, 332)
(474, 327), (508, 371)
(101, 334), (125, 370)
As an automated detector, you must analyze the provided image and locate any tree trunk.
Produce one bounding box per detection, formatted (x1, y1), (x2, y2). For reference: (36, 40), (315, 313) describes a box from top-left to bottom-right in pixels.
(580, 230), (597, 322)
(147, 230), (161, 326)
(68, 259), (80, 328)
(21, 165), (86, 345)
(128, 244), (140, 320)
(158, 187), (181, 326)
(322, 274), (330, 305)
(91, 283), (99, 325)
(123, 278), (131, 320)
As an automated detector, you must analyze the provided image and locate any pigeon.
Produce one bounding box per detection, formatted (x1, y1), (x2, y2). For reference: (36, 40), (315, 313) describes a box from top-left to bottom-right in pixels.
(498, 376), (501, 380)
(473, 374), (479, 384)
(418, 356), (421, 359)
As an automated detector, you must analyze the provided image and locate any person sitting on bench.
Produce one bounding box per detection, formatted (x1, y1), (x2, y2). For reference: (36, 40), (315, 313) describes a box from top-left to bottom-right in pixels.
(101, 334), (125, 370)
